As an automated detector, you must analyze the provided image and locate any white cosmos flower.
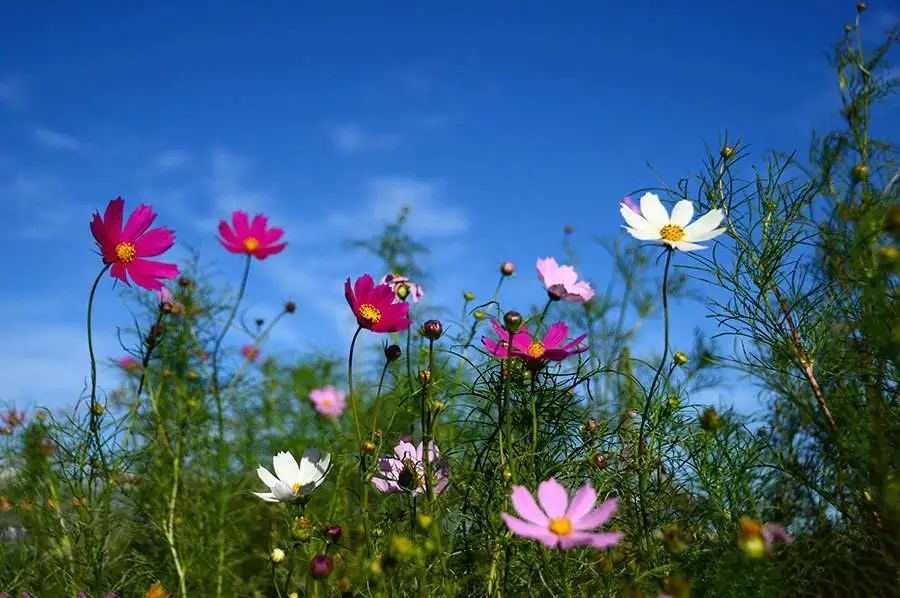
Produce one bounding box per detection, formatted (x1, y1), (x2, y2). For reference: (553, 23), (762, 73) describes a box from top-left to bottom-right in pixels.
(620, 192), (726, 252)
(253, 448), (330, 503)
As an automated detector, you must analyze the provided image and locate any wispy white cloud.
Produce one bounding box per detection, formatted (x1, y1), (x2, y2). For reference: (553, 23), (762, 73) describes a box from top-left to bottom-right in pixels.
(330, 123), (399, 154)
(153, 149), (192, 171)
(0, 172), (88, 239)
(33, 126), (81, 151)
(0, 76), (26, 107)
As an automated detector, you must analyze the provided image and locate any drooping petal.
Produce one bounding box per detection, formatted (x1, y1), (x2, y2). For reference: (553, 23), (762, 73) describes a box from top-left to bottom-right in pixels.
(253, 242), (287, 259)
(344, 277), (356, 308)
(574, 497), (618, 529)
(565, 484), (597, 522)
(128, 259), (179, 290)
(669, 200), (694, 227)
(639, 192), (669, 228)
(510, 485), (549, 526)
(272, 451), (303, 487)
(134, 227), (175, 257)
(501, 513), (559, 548)
(537, 478), (569, 519)
(121, 204), (156, 241)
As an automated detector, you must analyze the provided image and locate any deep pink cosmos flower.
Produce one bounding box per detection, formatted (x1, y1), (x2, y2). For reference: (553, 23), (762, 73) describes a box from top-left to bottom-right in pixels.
(241, 344), (260, 361)
(372, 439), (449, 497)
(536, 257), (595, 303)
(309, 386), (347, 418)
(344, 274), (412, 333)
(380, 273), (424, 303)
(218, 211), (287, 259)
(117, 356), (140, 372)
(90, 197), (179, 291)
(502, 478), (623, 549)
(482, 319), (588, 367)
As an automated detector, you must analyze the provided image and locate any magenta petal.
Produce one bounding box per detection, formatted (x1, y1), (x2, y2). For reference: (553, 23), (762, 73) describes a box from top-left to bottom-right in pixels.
(110, 261), (129, 285)
(510, 486), (549, 525)
(575, 497), (618, 529)
(501, 514), (558, 548)
(537, 479), (569, 519)
(370, 283), (396, 306)
(121, 204), (156, 241)
(511, 331), (534, 354)
(344, 278), (356, 309)
(104, 197), (124, 238)
(559, 531), (623, 550)
(90, 212), (108, 248)
(249, 213), (268, 238)
(232, 211), (251, 237)
(565, 484), (597, 522)
(542, 322), (568, 349)
(263, 226), (284, 244)
(354, 274), (375, 303)
(134, 227), (175, 257)
(253, 242), (287, 259)
(218, 221), (239, 245)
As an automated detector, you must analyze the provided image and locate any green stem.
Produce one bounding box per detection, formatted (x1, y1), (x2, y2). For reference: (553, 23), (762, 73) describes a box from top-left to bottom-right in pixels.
(347, 326), (371, 551)
(86, 263), (112, 471)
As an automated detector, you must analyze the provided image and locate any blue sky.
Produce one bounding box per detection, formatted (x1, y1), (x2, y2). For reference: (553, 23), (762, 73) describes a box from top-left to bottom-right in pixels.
(1, 1), (897, 412)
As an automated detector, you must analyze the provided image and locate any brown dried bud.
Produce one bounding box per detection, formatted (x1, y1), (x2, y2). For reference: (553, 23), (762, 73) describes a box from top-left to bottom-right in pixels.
(422, 319), (444, 340)
(178, 276), (192, 287)
(284, 301), (297, 314)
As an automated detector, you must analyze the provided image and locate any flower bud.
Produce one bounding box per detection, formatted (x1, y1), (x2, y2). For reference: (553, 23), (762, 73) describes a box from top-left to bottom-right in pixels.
(310, 554), (334, 578)
(396, 283), (410, 300)
(667, 394), (680, 410)
(270, 548), (286, 563)
(417, 513), (434, 529)
(473, 309), (486, 320)
(422, 319), (443, 340)
(91, 402), (105, 416)
(503, 311), (523, 333)
(844, 23), (853, 33)
(418, 369), (431, 384)
(673, 351), (688, 366)
(384, 344), (402, 362)
(720, 145), (735, 160)
(178, 276), (192, 287)
(700, 406), (722, 431)
(852, 163), (869, 181)
(586, 418), (599, 432)
(564, 224), (574, 235)
(432, 400), (446, 413)
(463, 291), (475, 301)
(500, 261), (515, 276)
(856, 2), (866, 12)
(591, 453), (608, 470)
(362, 440), (377, 455)
(284, 301), (296, 314)
(502, 467), (513, 481)
(325, 525), (342, 542)
(291, 516), (315, 541)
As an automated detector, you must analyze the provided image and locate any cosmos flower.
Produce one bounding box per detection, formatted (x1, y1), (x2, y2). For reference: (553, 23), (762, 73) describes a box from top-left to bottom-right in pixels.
(253, 449), (330, 503)
(218, 211), (287, 259)
(308, 386), (347, 418)
(344, 274), (412, 333)
(482, 319), (587, 367)
(90, 197), (179, 290)
(620, 192), (725, 252)
(621, 195), (642, 217)
(117, 356), (141, 373)
(241, 344), (260, 361)
(372, 439), (449, 497)
(381, 273), (424, 303)
(3, 410), (24, 428)
(536, 257), (595, 303)
(502, 478), (623, 549)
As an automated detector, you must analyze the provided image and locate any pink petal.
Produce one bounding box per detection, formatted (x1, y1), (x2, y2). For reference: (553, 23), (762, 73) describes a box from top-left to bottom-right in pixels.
(263, 226), (284, 244)
(90, 212), (108, 249)
(561, 333), (589, 352)
(121, 204), (156, 241)
(104, 197), (124, 239)
(354, 274), (375, 303)
(370, 283), (396, 307)
(537, 478), (569, 519)
(344, 278), (356, 308)
(253, 242), (287, 259)
(218, 221), (239, 245)
(541, 322), (569, 350)
(511, 332), (534, 354)
(510, 485), (549, 525)
(250, 213), (268, 238)
(565, 484), (597, 522)
(110, 261), (129, 286)
(372, 478), (398, 493)
(482, 337), (508, 357)
(535, 257), (557, 286)
(501, 514), (558, 548)
(574, 497), (618, 529)
(134, 226), (175, 257)
(232, 211), (251, 238)
(559, 531), (623, 550)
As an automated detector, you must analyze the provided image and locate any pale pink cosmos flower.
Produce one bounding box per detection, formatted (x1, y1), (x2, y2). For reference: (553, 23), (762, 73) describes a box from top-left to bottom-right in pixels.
(372, 439), (449, 497)
(308, 386), (347, 418)
(502, 478), (623, 549)
(380, 273), (424, 303)
(536, 257), (595, 303)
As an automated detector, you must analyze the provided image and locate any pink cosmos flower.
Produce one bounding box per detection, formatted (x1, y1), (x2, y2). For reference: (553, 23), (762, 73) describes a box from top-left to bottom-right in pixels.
(621, 195), (642, 217)
(372, 439), (449, 497)
(761, 522), (794, 554)
(380, 273), (424, 303)
(241, 344), (260, 361)
(502, 478), (623, 549)
(218, 211), (287, 259)
(117, 356), (140, 372)
(536, 257), (595, 303)
(90, 197), (179, 291)
(3, 410), (25, 427)
(482, 319), (588, 367)
(308, 385), (347, 418)
(156, 287), (173, 305)
(344, 274), (412, 333)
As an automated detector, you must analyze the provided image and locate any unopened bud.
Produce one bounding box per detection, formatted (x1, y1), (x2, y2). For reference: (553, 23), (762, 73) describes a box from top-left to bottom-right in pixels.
(856, 2), (866, 12)
(325, 525), (342, 542)
(91, 402), (105, 416)
(586, 418), (599, 432)
(591, 453), (608, 470)
(700, 407), (722, 431)
(720, 145), (735, 160)
(432, 400), (446, 413)
(310, 554), (334, 578)
(284, 301), (296, 314)
(417, 513), (433, 529)
(844, 23), (853, 33)
(270, 548), (286, 563)
(396, 283), (410, 300)
(463, 291), (475, 301)
(418, 369), (431, 384)
(500, 261), (515, 276)
(564, 224), (574, 235)
(667, 394), (680, 410)
(178, 276), (192, 287)
(502, 467), (512, 481)
(503, 311), (523, 333)
(673, 352), (688, 366)
(473, 309), (486, 320)
(291, 516), (315, 541)
(362, 441), (377, 455)
(384, 344), (402, 362)
(422, 319), (443, 340)
(852, 163), (869, 181)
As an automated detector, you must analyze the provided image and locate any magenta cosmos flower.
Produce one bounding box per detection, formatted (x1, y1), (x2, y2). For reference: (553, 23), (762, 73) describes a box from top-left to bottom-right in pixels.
(90, 197), (178, 291)
(482, 320), (588, 367)
(241, 344), (260, 361)
(380, 273), (424, 303)
(218, 211), (287, 259)
(372, 439), (449, 497)
(536, 257), (595, 303)
(502, 478), (623, 549)
(344, 274), (412, 333)
(308, 385), (346, 418)
(117, 356), (140, 372)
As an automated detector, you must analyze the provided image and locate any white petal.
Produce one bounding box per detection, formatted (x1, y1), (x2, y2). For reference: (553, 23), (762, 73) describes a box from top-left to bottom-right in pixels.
(673, 240), (707, 252)
(272, 451), (302, 487)
(685, 226), (726, 243)
(669, 200), (694, 226)
(619, 204), (649, 230)
(252, 491), (280, 503)
(271, 480), (296, 501)
(639, 193), (669, 228)
(624, 226), (662, 241)
(683, 209), (724, 237)
(299, 448), (330, 486)
(256, 466), (279, 490)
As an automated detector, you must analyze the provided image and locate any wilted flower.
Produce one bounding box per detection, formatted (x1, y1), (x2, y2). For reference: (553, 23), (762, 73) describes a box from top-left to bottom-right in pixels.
(482, 320), (588, 367)
(536, 257), (595, 303)
(380, 273), (424, 303)
(345, 274), (412, 333)
(620, 192), (725, 252)
(372, 440), (449, 496)
(501, 479), (623, 549)
(90, 197), (179, 290)
(253, 449), (330, 503)
(308, 386), (347, 418)
(218, 211), (287, 259)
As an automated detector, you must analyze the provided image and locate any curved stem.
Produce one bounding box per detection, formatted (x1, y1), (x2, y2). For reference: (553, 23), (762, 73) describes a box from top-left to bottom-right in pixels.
(371, 359), (391, 438)
(347, 325), (370, 552)
(87, 264), (112, 454)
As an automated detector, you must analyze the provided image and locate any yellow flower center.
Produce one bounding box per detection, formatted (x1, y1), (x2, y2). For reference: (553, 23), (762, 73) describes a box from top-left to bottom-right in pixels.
(527, 341), (545, 358)
(115, 242), (137, 264)
(548, 517), (573, 536)
(292, 482), (302, 494)
(244, 237), (260, 252)
(322, 398), (332, 407)
(359, 303), (382, 323)
(659, 224), (686, 242)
